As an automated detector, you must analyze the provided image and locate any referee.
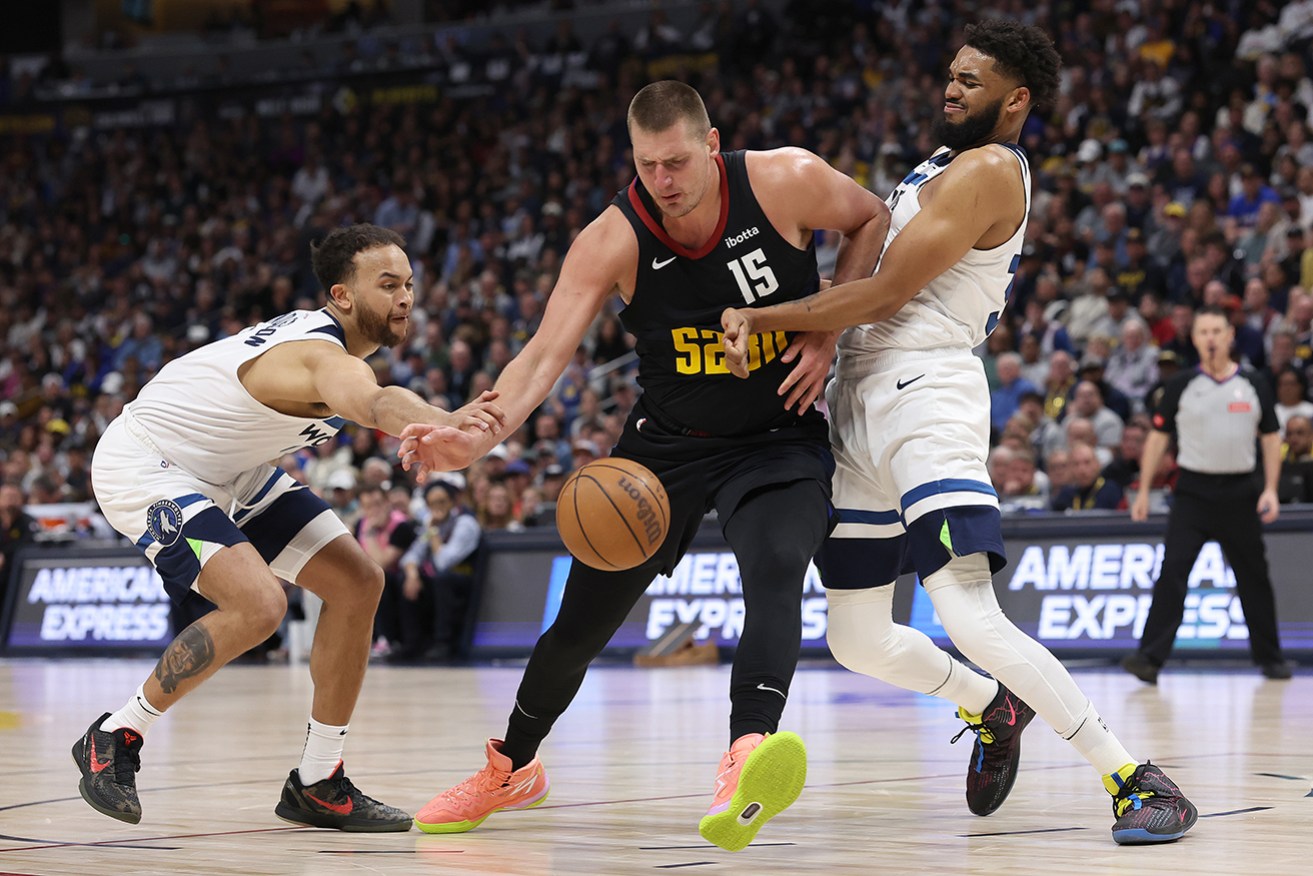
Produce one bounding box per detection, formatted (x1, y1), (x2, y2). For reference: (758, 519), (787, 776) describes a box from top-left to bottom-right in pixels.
(1121, 306), (1292, 683)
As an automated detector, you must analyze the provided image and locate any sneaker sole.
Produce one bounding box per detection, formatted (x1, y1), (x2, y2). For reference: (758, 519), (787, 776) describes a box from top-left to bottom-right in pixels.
(698, 731), (807, 852)
(1112, 807), (1198, 845)
(413, 785), (551, 834)
(76, 777), (143, 825)
(71, 746), (142, 825)
(274, 801), (414, 833)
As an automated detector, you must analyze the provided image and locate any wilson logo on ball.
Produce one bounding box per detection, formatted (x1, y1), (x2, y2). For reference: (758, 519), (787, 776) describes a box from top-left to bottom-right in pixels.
(557, 458), (671, 571)
(618, 476), (663, 546)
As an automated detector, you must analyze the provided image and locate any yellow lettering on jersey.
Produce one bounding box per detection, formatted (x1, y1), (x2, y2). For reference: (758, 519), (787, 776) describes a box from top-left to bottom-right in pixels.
(669, 328), (789, 375)
(701, 328), (729, 374)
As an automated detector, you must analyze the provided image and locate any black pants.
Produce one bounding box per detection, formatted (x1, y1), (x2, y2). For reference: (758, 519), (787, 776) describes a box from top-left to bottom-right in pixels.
(1138, 470), (1285, 667)
(502, 478), (831, 762)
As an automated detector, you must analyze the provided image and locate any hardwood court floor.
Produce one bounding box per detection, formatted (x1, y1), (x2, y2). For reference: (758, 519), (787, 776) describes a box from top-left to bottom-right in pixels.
(0, 658), (1308, 875)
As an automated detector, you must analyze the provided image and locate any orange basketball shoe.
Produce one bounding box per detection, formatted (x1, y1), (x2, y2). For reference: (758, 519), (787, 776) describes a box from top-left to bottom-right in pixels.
(697, 731), (807, 852)
(414, 739), (550, 834)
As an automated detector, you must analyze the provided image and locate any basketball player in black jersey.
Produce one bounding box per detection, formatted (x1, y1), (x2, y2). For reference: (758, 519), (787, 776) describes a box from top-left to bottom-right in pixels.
(401, 80), (889, 850)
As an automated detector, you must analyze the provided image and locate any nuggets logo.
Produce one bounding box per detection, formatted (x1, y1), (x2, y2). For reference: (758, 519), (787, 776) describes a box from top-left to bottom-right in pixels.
(146, 499), (184, 546)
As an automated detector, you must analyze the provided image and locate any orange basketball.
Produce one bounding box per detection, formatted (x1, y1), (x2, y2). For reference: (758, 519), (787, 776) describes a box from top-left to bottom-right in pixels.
(556, 458), (671, 571)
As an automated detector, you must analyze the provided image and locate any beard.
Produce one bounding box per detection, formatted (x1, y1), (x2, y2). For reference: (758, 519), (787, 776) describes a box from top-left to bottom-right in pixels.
(355, 301), (406, 348)
(932, 96), (1005, 151)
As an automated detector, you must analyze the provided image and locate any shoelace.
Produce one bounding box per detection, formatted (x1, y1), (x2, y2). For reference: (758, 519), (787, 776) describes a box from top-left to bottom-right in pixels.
(311, 772), (364, 806)
(1113, 787), (1156, 817)
(949, 719), (998, 747)
(447, 768), (512, 803)
(114, 736), (142, 784)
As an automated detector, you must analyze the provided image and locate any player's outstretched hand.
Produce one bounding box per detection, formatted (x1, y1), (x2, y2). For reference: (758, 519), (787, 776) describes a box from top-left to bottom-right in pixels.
(721, 308), (754, 379)
(778, 330), (837, 414)
(398, 424), (478, 482)
(451, 390), (506, 435)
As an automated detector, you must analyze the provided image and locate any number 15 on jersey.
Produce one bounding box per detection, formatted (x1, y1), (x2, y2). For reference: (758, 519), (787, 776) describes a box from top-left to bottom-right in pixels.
(727, 248), (779, 304)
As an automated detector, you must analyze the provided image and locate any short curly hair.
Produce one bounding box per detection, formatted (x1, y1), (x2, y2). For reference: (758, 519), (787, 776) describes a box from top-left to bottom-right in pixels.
(311, 223), (406, 289)
(964, 19), (1062, 111)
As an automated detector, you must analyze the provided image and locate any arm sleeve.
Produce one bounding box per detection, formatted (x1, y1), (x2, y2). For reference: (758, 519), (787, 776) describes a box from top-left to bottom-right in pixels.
(1151, 371), (1189, 435)
(433, 514), (481, 572)
(1246, 370), (1281, 434)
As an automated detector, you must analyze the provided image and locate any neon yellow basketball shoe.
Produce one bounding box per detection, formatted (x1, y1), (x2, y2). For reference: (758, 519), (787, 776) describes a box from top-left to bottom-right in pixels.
(697, 731), (807, 852)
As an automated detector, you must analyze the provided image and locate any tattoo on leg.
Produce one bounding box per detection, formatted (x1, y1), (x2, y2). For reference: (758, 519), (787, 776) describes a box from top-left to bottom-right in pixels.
(153, 622), (216, 694)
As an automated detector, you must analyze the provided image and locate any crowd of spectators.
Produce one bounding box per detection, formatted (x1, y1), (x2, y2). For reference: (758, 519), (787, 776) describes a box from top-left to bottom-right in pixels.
(5, 2), (1313, 637)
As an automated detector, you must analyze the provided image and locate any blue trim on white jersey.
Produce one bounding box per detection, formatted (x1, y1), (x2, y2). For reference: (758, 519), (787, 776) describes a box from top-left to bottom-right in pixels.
(900, 478), (997, 512)
(233, 471), (285, 523)
(310, 308), (347, 346)
(242, 487), (334, 567)
(836, 508), (903, 525)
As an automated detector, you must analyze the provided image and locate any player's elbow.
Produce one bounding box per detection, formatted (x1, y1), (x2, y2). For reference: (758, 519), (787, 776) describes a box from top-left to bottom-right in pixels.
(355, 386), (396, 430)
(870, 197), (892, 228)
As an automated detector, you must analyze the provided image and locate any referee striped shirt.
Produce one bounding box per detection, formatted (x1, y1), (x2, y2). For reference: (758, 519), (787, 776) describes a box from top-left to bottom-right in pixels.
(1151, 366), (1279, 473)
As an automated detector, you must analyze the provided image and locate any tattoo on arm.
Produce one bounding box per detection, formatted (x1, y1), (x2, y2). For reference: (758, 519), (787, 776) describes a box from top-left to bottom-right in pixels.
(153, 621), (216, 694)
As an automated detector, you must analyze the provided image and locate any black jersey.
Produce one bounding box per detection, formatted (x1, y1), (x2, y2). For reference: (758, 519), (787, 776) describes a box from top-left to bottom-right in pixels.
(612, 151), (823, 437)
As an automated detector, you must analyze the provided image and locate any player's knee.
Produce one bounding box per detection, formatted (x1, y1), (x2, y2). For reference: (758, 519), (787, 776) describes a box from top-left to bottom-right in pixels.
(744, 535), (814, 583)
(324, 554), (385, 610)
(825, 619), (869, 673)
(922, 554), (1003, 666)
(537, 623), (608, 672)
(825, 594), (897, 674)
(248, 582), (288, 639)
(360, 561), (385, 605)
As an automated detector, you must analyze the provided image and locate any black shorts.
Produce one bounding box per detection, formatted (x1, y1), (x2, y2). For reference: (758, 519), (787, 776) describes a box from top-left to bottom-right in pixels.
(611, 397), (836, 575)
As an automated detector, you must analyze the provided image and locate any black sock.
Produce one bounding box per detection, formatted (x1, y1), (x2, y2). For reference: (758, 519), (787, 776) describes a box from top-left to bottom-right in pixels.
(500, 702), (550, 771)
(729, 683), (785, 746)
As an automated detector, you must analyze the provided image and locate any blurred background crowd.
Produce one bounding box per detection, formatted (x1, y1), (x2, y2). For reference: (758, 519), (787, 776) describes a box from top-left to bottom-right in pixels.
(4, 0), (1313, 659)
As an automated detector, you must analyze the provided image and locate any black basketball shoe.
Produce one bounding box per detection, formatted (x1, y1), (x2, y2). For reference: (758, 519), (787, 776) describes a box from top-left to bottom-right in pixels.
(275, 762), (413, 832)
(950, 684), (1037, 816)
(1107, 762), (1197, 844)
(71, 712), (144, 824)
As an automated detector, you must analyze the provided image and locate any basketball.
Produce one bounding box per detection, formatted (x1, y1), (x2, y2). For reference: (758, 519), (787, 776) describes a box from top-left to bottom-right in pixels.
(556, 458), (671, 571)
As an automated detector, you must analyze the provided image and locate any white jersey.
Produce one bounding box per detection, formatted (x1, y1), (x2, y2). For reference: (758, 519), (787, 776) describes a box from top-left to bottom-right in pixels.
(840, 143), (1030, 356)
(123, 309), (349, 484)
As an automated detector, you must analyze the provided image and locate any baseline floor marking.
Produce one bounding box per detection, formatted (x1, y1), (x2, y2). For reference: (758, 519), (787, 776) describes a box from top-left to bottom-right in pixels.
(960, 827), (1089, 837)
(1200, 806), (1274, 818)
(640, 842), (794, 850)
(319, 850), (464, 855)
(0, 835), (177, 851)
(0, 826), (310, 853)
(655, 863), (716, 869)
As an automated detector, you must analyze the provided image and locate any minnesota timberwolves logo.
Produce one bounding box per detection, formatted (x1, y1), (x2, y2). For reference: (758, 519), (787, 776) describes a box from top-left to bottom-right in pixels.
(146, 499), (184, 546)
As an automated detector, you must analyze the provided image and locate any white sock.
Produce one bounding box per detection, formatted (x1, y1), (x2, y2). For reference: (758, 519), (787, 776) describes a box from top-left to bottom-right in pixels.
(100, 684), (165, 736)
(825, 585), (998, 713)
(298, 718), (348, 785)
(936, 660), (999, 717)
(1060, 701), (1137, 779)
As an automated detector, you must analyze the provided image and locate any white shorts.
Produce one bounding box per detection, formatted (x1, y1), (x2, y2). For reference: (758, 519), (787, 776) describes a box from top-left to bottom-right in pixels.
(821, 348), (1004, 581)
(92, 412), (349, 601)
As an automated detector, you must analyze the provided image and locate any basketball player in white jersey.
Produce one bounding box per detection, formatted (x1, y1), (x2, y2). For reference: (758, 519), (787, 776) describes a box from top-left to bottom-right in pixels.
(73, 224), (502, 830)
(721, 20), (1196, 845)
